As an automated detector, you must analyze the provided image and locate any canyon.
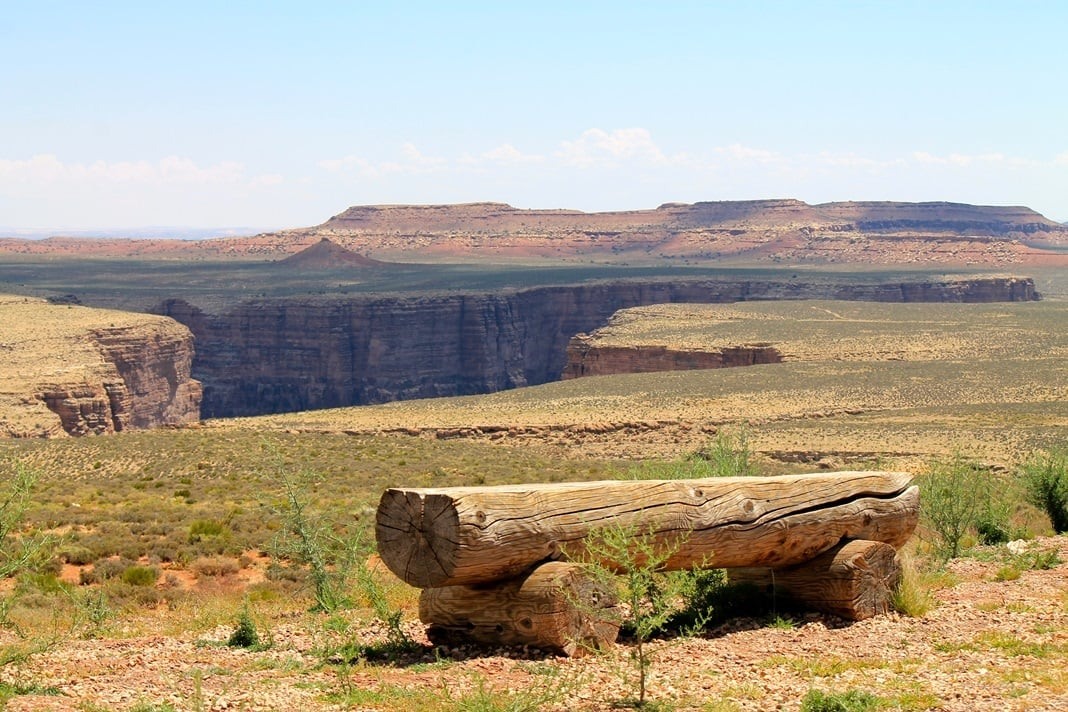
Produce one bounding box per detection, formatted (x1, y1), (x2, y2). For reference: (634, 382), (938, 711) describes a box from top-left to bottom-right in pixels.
(0, 200), (1060, 427)
(155, 275), (1037, 419)
(0, 295), (201, 437)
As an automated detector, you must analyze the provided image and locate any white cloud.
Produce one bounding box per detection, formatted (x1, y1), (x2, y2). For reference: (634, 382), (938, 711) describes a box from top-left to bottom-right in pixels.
(715, 143), (784, 165)
(318, 143), (447, 177)
(910, 151), (1015, 167)
(555, 128), (672, 167)
(480, 143), (544, 164)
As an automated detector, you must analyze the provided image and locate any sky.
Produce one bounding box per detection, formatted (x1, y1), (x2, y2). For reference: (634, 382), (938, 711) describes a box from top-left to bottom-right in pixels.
(2, 1), (1066, 231)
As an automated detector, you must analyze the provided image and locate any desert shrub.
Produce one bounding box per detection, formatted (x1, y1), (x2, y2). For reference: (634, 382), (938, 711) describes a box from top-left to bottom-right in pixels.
(227, 599), (263, 649)
(890, 554), (936, 617)
(0, 462), (52, 580)
(188, 518), (230, 542)
(191, 555), (240, 578)
(270, 466), (359, 613)
(84, 556), (136, 583)
(800, 689), (884, 712)
(627, 428), (757, 480)
(1020, 447), (1068, 533)
(919, 455), (991, 561)
(576, 522), (699, 708)
(667, 568), (775, 631)
(347, 529), (419, 659)
(57, 544), (96, 566)
(687, 428), (755, 477)
(120, 565), (159, 587)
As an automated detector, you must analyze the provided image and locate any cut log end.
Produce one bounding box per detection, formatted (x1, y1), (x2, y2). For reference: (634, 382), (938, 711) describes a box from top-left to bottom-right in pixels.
(376, 489), (460, 589)
(419, 561), (620, 657)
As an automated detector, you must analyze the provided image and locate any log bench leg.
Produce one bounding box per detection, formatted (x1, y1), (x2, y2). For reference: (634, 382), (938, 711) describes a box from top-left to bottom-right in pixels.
(418, 561), (619, 657)
(728, 539), (902, 621)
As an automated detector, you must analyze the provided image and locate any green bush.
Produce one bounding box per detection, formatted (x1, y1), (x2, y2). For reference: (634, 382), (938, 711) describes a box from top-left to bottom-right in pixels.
(801, 689), (884, 712)
(687, 428), (755, 477)
(57, 544), (96, 566)
(121, 565), (159, 587)
(188, 518), (230, 543)
(577, 523), (697, 708)
(227, 601), (261, 649)
(1020, 448), (1068, 533)
(919, 455), (991, 561)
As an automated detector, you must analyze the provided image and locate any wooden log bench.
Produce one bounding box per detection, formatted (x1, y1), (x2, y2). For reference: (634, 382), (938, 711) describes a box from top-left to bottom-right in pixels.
(375, 471), (918, 654)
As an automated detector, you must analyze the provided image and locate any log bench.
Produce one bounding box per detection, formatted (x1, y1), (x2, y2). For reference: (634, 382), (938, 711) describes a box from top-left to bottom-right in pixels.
(375, 471), (918, 655)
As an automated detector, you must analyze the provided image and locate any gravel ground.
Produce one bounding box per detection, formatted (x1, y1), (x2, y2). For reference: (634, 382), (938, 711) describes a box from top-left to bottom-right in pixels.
(4, 536), (1066, 711)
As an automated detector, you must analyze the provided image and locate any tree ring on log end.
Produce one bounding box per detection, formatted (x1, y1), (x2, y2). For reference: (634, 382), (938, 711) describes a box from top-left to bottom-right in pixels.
(376, 489), (460, 588)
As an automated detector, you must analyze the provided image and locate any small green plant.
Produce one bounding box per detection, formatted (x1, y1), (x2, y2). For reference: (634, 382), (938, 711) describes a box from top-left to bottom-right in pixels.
(687, 428), (755, 477)
(994, 565), (1021, 581)
(919, 455), (991, 561)
(800, 689), (885, 712)
(625, 428), (756, 481)
(0, 680), (61, 706)
(577, 521), (699, 709)
(1020, 447), (1068, 533)
(227, 599), (262, 649)
(74, 588), (113, 638)
(349, 527), (419, 659)
(891, 554), (936, 617)
(270, 465), (353, 613)
(0, 463), (52, 580)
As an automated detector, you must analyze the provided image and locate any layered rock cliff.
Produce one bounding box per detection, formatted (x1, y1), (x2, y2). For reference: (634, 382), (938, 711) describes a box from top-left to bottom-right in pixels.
(563, 342), (782, 379)
(0, 295), (201, 437)
(156, 275), (1038, 419)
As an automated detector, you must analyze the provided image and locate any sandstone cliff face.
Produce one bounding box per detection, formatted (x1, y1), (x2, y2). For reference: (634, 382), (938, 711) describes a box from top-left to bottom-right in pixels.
(157, 276), (1038, 419)
(90, 324), (203, 430)
(562, 343), (782, 379)
(0, 296), (201, 437)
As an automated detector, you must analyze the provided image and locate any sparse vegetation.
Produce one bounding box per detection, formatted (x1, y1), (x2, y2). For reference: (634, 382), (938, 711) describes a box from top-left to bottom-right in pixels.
(918, 455), (992, 561)
(226, 599), (262, 649)
(576, 522), (703, 708)
(1021, 447), (1068, 533)
(0, 394), (1062, 708)
(800, 689), (885, 712)
(891, 554), (937, 617)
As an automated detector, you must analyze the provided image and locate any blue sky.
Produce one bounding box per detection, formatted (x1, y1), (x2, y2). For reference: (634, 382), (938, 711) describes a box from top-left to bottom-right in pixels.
(2, 1), (1066, 230)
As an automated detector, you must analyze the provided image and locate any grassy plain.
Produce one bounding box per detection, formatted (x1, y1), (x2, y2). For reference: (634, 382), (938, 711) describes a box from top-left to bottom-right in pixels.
(216, 300), (1067, 467)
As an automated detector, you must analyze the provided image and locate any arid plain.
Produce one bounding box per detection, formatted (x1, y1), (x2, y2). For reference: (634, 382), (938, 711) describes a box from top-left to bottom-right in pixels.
(0, 200), (1066, 711)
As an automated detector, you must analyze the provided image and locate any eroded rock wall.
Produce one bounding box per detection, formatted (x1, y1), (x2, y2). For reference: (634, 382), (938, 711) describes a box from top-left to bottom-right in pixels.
(0, 296), (201, 437)
(158, 276), (1038, 419)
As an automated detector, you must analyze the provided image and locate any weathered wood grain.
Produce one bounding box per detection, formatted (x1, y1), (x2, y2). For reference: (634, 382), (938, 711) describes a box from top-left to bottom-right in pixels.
(376, 471), (918, 588)
(729, 539), (902, 620)
(419, 561), (619, 656)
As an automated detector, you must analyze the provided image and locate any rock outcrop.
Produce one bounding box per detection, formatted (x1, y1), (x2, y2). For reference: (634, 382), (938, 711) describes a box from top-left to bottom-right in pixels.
(156, 275), (1038, 419)
(0, 295), (201, 437)
(563, 342), (782, 379)
(278, 238), (385, 268)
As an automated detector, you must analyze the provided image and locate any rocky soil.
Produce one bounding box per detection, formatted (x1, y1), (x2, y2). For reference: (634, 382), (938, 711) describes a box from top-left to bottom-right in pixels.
(4, 536), (1066, 711)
